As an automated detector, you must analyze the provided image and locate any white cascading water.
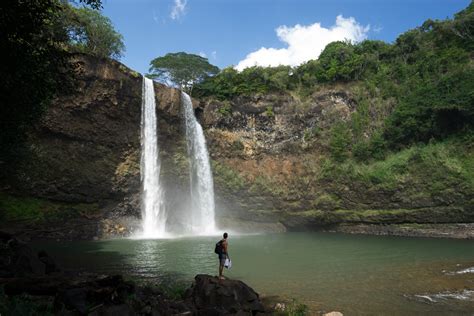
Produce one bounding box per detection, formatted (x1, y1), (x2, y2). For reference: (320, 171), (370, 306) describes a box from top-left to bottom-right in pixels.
(140, 77), (166, 238)
(181, 92), (217, 234)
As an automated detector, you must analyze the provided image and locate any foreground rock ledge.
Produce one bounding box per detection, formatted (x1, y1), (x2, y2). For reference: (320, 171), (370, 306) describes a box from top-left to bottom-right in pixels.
(0, 231), (267, 315)
(185, 274), (266, 315)
(1, 274), (267, 315)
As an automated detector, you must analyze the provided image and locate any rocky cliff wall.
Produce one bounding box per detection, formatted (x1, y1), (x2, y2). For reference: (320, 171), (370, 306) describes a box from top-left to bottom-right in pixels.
(1, 55), (472, 238)
(1, 54), (190, 237)
(199, 90), (474, 231)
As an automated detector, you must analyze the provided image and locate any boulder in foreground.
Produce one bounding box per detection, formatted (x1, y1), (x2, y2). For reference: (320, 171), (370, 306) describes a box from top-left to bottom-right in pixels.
(185, 274), (266, 315)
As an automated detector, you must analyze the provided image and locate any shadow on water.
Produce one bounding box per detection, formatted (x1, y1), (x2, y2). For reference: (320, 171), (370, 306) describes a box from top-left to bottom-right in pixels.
(32, 239), (186, 284)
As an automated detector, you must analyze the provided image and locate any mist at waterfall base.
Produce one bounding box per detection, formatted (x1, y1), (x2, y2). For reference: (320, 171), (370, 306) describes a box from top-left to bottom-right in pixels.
(135, 77), (219, 239)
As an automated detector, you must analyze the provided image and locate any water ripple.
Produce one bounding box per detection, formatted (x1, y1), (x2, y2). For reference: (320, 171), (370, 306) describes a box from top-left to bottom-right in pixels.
(412, 290), (474, 303)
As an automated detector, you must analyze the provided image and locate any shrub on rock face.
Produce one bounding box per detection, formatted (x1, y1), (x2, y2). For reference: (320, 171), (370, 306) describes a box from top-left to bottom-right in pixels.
(329, 123), (352, 162)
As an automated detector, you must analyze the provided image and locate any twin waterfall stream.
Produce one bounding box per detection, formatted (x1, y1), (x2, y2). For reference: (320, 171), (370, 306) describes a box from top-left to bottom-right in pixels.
(140, 77), (216, 238)
(181, 92), (217, 234)
(140, 77), (166, 237)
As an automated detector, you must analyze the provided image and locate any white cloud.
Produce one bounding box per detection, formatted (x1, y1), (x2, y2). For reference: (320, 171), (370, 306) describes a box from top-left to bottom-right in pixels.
(198, 52), (207, 58)
(211, 51), (217, 60)
(373, 25), (383, 33)
(235, 15), (370, 71)
(170, 0), (187, 20)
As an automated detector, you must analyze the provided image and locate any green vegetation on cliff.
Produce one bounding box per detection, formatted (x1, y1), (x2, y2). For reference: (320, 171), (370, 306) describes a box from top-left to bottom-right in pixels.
(194, 2), (474, 153)
(202, 2), (474, 228)
(321, 139), (474, 192)
(0, 193), (99, 223)
(62, 4), (125, 59)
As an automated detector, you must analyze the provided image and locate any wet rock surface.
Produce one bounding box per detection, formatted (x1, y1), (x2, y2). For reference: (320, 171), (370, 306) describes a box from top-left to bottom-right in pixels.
(0, 216), (101, 242)
(184, 274), (266, 315)
(327, 223), (474, 239)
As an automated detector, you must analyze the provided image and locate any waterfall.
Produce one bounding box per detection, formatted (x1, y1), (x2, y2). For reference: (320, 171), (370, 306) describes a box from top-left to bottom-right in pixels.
(181, 92), (217, 234)
(140, 76), (166, 238)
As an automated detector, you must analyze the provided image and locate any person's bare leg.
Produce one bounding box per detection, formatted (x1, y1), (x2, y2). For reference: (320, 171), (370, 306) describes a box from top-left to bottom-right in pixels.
(219, 263), (224, 279)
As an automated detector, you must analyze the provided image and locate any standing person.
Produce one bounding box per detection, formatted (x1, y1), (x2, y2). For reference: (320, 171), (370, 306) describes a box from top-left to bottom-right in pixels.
(216, 232), (229, 280)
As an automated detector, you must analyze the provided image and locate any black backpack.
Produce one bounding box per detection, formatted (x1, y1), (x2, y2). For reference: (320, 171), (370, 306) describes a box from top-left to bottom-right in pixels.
(214, 240), (223, 255)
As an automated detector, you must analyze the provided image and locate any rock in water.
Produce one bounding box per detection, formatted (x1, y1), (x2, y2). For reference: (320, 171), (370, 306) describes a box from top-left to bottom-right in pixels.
(184, 274), (266, 315)
(38, 250), (60, 274)
(0, 231), (60, 278)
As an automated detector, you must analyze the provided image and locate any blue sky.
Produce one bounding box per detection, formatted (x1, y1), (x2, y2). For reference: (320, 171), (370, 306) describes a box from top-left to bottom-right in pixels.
(102, 0), (471, 74)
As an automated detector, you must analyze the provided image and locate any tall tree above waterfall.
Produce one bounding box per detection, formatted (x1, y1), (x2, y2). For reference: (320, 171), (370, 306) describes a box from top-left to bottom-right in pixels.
(62, 4), (125, 59)
(148, 52), (219, 93)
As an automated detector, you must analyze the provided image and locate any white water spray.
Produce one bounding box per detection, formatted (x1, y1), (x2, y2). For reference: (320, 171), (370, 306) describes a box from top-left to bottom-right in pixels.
(140, 77), (166, 238)
(181, 92), (217, 234)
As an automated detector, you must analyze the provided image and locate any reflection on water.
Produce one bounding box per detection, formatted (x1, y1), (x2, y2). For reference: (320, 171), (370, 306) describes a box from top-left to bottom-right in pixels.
(414, 289), (474, 303)
(33, 233), (474, 315)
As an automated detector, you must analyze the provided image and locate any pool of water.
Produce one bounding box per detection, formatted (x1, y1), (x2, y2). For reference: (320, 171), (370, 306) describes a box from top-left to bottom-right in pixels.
(33, 233), (474, 315)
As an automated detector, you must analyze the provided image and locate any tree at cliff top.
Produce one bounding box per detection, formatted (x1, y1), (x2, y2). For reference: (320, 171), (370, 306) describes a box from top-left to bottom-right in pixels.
(72, 0), (102, 10)
(193, 65), (293, 100)
(148, 52), (219, 93)
(63, 4), (125, 59)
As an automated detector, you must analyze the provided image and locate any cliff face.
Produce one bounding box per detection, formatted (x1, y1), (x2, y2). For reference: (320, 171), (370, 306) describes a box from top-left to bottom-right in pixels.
(199, 90), (474, 231)
(13, 55), (144, 204)
(1, 54), (188, 238)
(195, 91), (353, 231)
(1, 55), (472, 238)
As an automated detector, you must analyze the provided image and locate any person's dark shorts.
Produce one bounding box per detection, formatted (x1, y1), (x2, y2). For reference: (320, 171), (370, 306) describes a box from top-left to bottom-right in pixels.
(219, 254), (227, 266)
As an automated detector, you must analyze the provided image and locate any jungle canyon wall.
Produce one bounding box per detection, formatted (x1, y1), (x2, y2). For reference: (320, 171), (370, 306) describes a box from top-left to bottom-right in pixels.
(1, 54), (472, 239)
(200, 91), (474, 232)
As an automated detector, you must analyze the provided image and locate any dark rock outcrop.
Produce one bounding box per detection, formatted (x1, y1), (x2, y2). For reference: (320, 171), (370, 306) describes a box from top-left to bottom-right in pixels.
(184, 274), (266, 315)
(2, 274), (268, 315)
(0, 231), (60, 278)
(1, 273), (193, 315)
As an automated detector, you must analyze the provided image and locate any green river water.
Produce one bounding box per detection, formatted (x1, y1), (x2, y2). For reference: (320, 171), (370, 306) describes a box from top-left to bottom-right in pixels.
(34, 233), (474, 315)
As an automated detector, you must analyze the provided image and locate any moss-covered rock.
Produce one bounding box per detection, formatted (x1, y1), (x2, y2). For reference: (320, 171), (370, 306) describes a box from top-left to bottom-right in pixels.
(0, 193), (99, 223)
